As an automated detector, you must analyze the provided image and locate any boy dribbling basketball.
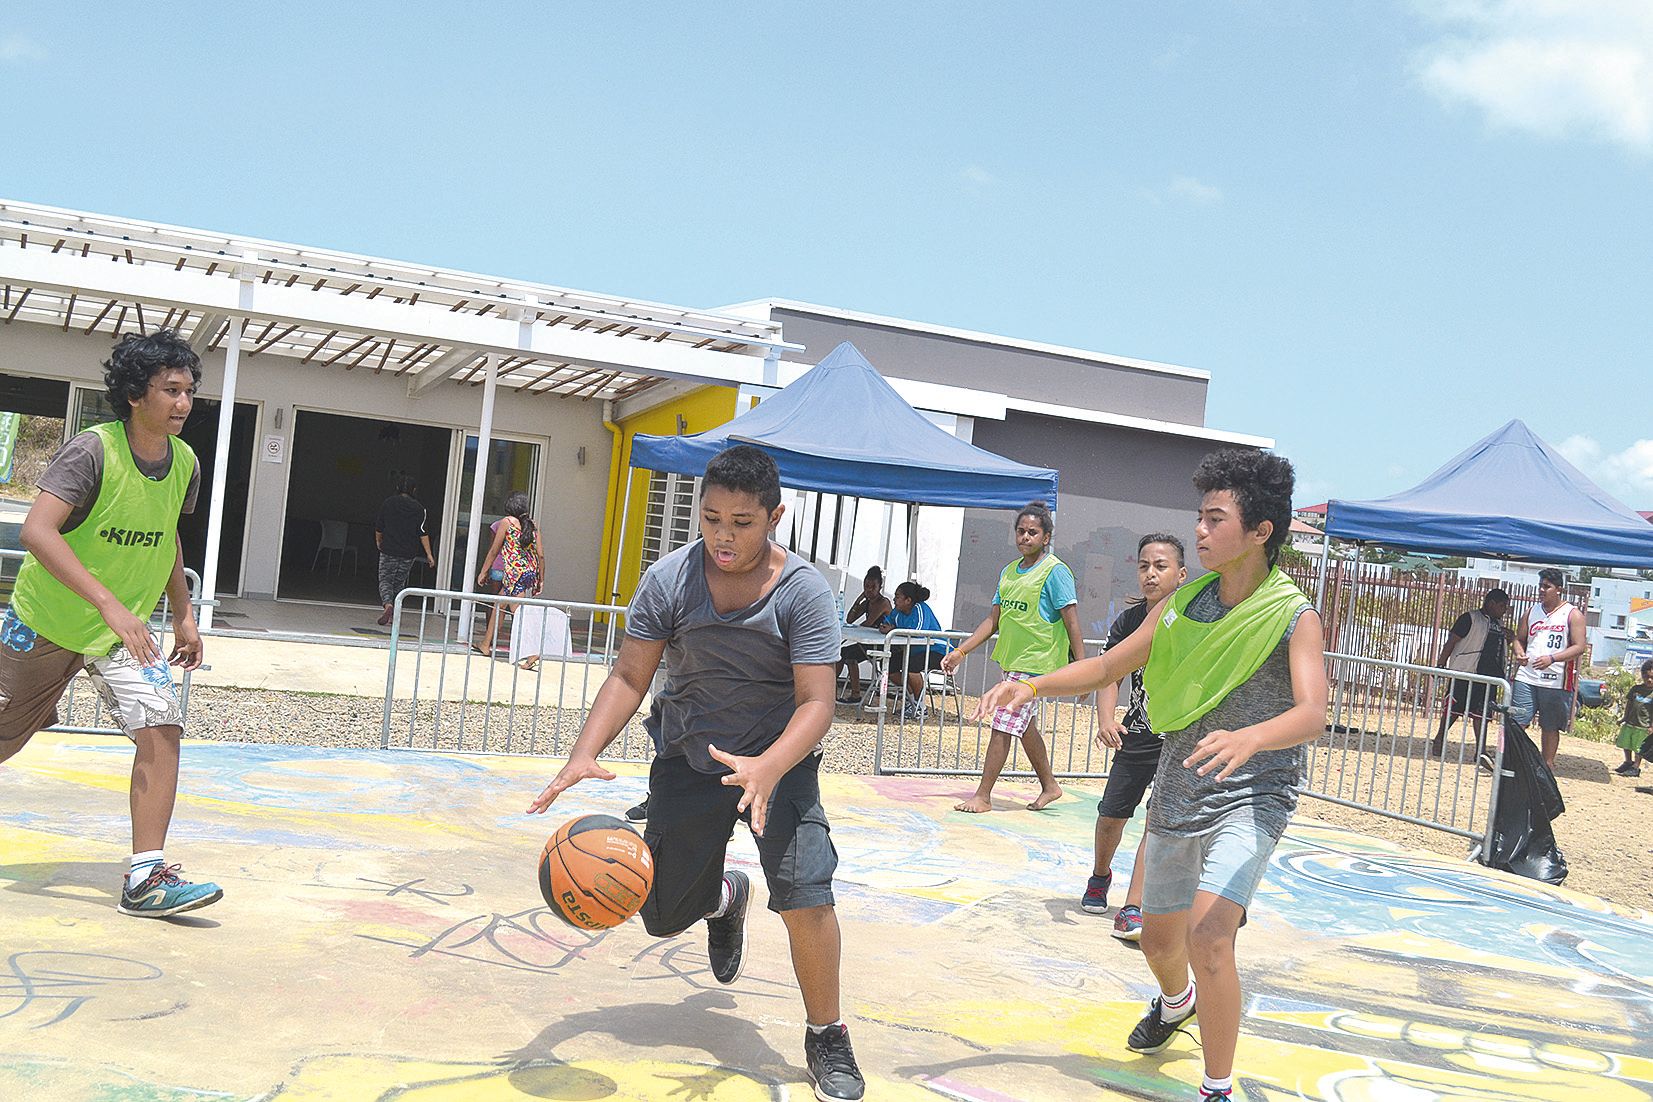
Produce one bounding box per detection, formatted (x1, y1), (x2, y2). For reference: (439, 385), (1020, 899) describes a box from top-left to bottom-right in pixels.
(528, 444), (863, 1101)
(978, 449), (1326, 1101)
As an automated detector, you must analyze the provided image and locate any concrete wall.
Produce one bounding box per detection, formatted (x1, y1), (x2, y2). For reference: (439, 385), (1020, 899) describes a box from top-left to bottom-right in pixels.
(771, 308), (1210, 426)
(959, 412), (1243, 642)
(0, 323), (614, 601)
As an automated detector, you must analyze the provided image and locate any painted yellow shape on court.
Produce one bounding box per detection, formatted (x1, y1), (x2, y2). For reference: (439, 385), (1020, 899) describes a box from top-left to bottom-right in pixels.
(268, 1053), (944, 1101)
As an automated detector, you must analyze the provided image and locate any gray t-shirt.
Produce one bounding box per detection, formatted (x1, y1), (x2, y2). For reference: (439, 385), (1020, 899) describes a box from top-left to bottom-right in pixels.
(1148, 581), (1312, 840)
(626, 539), (842, 774)
(39, 430), (201, 532)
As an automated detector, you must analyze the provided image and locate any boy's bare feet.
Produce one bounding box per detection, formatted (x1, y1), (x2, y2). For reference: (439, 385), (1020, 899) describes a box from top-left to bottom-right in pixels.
(1027, 786), (1063, 811)
(953, 795), (993, 813)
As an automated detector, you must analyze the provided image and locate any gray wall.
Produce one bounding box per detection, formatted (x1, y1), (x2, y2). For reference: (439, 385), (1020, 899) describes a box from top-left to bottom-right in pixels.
(773, 308), (1209, 426)
(958, 412), (1251, 642)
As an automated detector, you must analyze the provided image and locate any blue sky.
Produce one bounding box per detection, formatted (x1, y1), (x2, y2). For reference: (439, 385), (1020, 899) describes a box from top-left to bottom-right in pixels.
(2, 2), (1649, 508)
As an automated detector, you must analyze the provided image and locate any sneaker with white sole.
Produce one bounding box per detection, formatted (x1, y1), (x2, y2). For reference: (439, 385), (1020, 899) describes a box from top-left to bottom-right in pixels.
(706, 871), (750, 984)
(1111, 904), (1143, 942)
(804, 1023), (865, 1101)
(1126, 994), (1196, 1053)
(1081, 871), (1112, 914)
(118, 864), (223, 918)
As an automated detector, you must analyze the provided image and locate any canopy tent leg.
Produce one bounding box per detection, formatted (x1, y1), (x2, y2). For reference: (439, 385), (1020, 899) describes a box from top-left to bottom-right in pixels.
(456, 354), (497, 642)
(906, 503), (920, 581)
(198, 315), (245, 631)
(1315, 535), (1331, 609)
(1346, 541), (1364, 655)
(880, 501), (895, 575)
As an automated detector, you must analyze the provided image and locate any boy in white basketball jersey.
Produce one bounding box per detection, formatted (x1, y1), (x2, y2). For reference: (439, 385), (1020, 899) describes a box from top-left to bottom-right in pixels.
(1510, 567), (1586, 769)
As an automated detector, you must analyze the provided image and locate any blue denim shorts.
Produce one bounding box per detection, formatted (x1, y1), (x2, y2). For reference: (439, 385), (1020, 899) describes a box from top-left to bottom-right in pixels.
(1509, 680), (1572, 731)
(1141, 818), (1279, 915)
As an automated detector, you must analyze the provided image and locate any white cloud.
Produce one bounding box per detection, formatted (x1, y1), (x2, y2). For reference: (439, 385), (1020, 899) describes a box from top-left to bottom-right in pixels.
(1168, 175), (1223, 204)
(1558, 433), (1653, 503)
(959, 165), (996, 187)
(0, 34), (45, 63)
(1415, 1), (1653, 152)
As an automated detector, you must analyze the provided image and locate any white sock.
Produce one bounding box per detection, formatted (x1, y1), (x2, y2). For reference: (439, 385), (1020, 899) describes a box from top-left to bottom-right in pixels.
(706, 875), (733, 919)
(1201, 1074), (1232, 1096)
(127, 851), (164, 890)
(808, 1020), (844, 1034)
(1160, 980), (1195, 1023)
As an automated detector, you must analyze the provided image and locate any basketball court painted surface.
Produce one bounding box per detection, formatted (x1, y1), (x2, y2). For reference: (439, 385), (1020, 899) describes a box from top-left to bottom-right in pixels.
(2, 732), (1649, 1101)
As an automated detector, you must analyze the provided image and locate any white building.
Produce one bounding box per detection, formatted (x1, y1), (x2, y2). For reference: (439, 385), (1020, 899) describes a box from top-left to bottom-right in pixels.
(0, 199), (1272, 636)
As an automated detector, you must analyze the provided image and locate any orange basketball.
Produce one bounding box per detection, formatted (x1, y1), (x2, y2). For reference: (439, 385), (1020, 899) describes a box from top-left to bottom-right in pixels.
(538, 813), (654, 930)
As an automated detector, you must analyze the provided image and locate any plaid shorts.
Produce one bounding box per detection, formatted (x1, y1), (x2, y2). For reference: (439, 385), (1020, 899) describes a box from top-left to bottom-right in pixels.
(990, 672), (1040, 737)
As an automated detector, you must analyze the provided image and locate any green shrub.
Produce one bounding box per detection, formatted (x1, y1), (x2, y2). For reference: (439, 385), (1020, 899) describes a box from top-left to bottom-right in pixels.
(1573, 666), (1637, 744)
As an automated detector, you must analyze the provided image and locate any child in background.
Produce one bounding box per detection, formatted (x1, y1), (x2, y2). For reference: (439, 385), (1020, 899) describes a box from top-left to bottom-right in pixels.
(1614, 659), (1653, 777)
(942, 501), (1082, 813)
(876, 580), (951, 722)
(1084, 534), (1186, 944)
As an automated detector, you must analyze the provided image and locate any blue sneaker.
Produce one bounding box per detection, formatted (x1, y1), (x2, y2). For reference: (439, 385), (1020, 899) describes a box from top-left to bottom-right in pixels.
(118, 864), (223, 917)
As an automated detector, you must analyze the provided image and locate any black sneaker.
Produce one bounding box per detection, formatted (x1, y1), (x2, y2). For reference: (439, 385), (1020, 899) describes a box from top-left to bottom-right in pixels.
(706, 871), (750, 984)
(1126, 994), (1195, 1054)
(1081, 871), (1112, 915)
(624, 796), (649, 822)
(804, 1023), (865, 1101)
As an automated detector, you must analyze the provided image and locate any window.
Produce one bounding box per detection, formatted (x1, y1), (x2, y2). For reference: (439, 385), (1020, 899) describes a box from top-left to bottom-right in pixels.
(72, 387), (117, 434)
(639, 470), (697, 571)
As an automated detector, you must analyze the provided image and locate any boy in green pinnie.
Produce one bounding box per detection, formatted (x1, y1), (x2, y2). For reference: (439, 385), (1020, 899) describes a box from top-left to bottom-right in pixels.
(0, 330), (219, 918)
(977, 449), (1327, 1102)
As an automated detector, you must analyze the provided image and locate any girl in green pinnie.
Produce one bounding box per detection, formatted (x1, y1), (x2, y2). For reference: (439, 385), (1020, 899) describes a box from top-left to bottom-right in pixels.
(941, 501), (1083, 813)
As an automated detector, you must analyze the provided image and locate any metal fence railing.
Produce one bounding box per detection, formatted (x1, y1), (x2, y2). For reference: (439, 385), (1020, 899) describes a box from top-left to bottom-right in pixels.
(0, 548), (203, 737)
(872, 628), (1112, 779)
(379, 587), (653, 760)
(870, 626), (1509, 857)
(1310, 652), (1509, 857)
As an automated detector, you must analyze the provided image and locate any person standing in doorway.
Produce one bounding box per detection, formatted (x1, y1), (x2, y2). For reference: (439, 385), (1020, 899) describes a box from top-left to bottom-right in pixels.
(0, 330), (219, 917)
(1511, 568), (1586, 770)
(373, 475), (435, 627)
(475, 492), (542, 655)
(941, 500), (1083, 813)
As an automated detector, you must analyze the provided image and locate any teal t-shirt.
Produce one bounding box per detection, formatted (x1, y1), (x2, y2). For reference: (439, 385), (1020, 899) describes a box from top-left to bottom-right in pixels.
(993, 559), (1076, 622)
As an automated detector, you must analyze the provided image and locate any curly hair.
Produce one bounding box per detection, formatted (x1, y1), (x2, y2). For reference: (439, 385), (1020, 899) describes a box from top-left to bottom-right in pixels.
(1192, 448), (1295, 566)
(1016, 500), (1053, 536)
(704, 444), (782, 512)
(102, 329), (201, 422)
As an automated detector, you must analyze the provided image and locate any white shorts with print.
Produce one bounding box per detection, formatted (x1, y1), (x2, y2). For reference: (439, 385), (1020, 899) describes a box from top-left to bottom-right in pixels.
(85, 634), (184, 737)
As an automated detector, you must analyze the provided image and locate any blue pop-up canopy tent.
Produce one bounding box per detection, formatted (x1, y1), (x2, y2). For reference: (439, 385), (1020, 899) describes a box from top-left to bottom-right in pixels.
(1325, 419), (1653, 567)
(630, 341), (1059, 510)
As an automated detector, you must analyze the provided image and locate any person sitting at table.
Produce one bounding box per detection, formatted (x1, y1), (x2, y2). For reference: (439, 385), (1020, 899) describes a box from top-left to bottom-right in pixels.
(837, 565), (892, 704)
(878, 580), (952, 722)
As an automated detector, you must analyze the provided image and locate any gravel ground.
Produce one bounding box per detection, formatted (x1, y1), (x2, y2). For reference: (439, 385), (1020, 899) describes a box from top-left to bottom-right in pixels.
(67, 683), (1646, 916)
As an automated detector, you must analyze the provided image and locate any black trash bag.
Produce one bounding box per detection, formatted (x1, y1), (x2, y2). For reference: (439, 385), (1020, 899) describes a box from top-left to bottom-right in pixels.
(1481, 715), (1568, 885)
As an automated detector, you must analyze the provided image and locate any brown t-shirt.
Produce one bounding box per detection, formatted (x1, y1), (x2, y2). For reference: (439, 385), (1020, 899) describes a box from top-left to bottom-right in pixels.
(38, 429), (201, 532)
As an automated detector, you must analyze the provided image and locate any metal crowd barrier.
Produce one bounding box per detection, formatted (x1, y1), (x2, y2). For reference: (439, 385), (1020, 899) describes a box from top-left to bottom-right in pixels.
(1310, 652), (1509, 858)
(872, 627), (1113, 779)
(380, 587), (653, 760)
(0, 548), (203, 737)
(871, 627), (1509, 856)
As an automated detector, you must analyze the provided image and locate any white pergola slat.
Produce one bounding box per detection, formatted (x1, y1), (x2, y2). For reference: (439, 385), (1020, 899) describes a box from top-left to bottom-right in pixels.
(0, 198), (801, 630)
